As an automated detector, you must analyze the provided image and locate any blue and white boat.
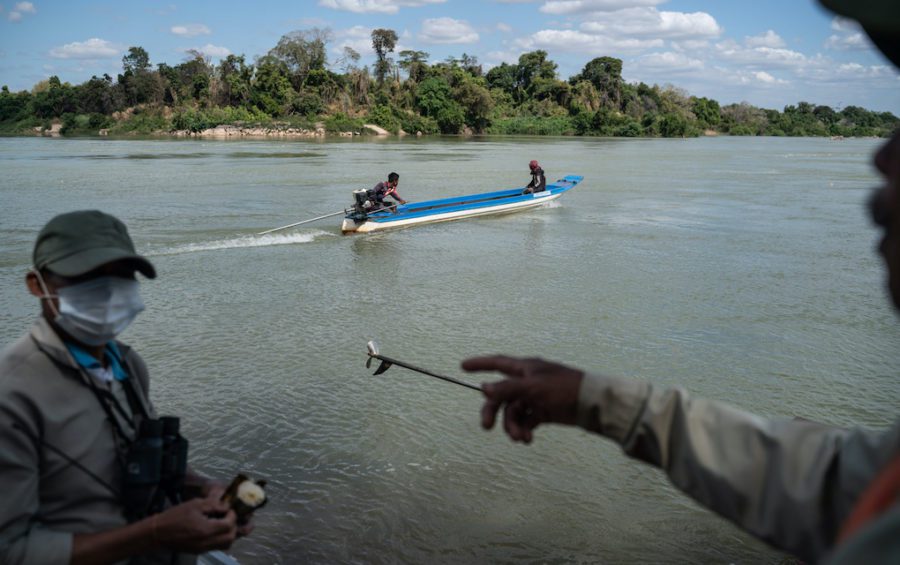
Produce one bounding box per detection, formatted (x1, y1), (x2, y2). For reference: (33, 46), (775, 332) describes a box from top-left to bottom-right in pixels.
(341, 175), (583, 234)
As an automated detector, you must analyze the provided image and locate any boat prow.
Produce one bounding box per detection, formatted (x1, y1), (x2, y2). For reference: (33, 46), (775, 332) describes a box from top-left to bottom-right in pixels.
(341, 175), (583, 234)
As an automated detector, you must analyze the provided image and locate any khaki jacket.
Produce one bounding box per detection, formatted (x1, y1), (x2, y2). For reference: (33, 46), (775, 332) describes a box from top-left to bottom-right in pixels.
(0, 318), (185, 564)
(576, 373), (900, 563)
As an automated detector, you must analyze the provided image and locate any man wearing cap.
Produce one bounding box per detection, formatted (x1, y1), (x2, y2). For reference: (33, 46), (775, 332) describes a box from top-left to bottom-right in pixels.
(522, 160), (546, 195)
(0, 211), (243, 564)
(464, 2), (899, 563)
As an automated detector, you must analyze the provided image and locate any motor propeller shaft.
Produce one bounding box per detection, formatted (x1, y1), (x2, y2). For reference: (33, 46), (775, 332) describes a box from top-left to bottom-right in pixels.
(365, 340), (481, 392)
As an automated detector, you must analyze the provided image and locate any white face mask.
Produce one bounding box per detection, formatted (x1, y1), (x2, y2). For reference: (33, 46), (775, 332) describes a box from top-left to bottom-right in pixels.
(37, 273), (145, 346)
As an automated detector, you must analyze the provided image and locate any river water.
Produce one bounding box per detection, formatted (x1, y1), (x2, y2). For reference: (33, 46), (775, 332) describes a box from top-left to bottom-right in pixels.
(1, 135), (898, 563)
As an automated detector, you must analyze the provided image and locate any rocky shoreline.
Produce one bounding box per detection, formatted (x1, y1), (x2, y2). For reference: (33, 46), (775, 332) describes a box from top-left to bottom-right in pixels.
(23, 121), (440, 139)
(29, 121), (415, 139)
(171, 124), (340, 138)
(169, 123), (415, 138)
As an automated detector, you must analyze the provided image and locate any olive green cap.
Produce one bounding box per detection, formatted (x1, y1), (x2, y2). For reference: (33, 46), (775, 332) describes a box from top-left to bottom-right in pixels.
(33, 210), (156, 279)
(820, 0), (900, 66)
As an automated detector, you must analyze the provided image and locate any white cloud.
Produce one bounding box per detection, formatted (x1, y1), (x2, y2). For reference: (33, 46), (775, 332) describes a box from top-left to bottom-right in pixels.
(517, 29), (663, 55)
(49, 38), (121, 60)
(7, 1), (35, 21)
(636, 51), (705, 73)
(745, 30), (785, 48)
(754, 71), (781, 84)
(541, 0), (664, 15)
(715, 40), (807, 69)
(187, 44), (231, 58)
(696, 67), (789, 88)
(484, 49), (524, 66)
(497, 22), (512, 33)
(318, 0), (444, 14)
(171, 24), (211, 37)
(835, 62), (894, 79)
(334, 25), (375, 56)
(336, 25), (372, 39)
(670, 39), (710, 52)
(830, 17), (859, 32)
(419, 17), (478, 44)
(580, 8), (722, 40)
(824, 16), (871, 51)
(825, 32), (868, 51)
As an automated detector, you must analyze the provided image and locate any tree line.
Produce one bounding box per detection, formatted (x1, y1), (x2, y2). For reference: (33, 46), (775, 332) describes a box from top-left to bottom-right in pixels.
(1, 27), (897, 138)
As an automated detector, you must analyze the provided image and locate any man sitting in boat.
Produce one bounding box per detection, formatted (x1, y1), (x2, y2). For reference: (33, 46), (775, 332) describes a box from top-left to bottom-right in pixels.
(369, 172), (407, 210)
(523, 160), (546, 194)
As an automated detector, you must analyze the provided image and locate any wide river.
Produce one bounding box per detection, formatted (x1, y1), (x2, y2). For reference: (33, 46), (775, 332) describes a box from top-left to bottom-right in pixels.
(1, 135), (898, 563)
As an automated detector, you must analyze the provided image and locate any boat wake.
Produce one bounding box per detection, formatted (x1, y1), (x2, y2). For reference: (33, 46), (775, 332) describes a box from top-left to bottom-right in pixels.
(149, 230), (333, 256)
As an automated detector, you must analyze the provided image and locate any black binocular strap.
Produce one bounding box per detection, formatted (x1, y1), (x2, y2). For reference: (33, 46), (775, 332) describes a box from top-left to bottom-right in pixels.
(41, 350), (137, 468)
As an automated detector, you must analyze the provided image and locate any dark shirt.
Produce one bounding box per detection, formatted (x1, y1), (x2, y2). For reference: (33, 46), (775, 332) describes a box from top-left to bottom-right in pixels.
(371, 182), (404, 204)
(525, 167), (546, 193)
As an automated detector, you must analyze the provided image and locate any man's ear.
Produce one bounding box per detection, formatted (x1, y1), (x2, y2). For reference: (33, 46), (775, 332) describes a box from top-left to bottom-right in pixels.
(26, 271), (43, 297)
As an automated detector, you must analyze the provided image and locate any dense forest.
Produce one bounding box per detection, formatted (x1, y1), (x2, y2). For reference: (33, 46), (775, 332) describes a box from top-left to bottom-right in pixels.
(1, 27), (897, 138)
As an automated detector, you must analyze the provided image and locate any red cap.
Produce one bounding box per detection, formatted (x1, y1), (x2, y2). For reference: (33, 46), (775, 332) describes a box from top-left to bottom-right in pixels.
(529, 160), (539, 170)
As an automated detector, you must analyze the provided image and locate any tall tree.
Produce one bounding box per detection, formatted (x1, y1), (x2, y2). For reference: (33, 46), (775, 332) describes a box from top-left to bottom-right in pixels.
(334, 46), (361, 73)
(692, 96), (721, 128)
(485, 62), (517, 96)
(119, 46), (162, 105)
(218, 55), (254, 107)
(77, 74), (120, 114)
(371, 28), (398, 85)
(572, 56), (623, 109)
(453, 79), (493, 132)
(175, 51), (213, 102)
(122, 47), (151, 74)
(398, 50), (429, 82)
(515, 50), (557, 102)
(251, 55), (294, 116)
(460, 53), (482, 77)
(270, 28), (331, 91)
(31, 76), (77, 118)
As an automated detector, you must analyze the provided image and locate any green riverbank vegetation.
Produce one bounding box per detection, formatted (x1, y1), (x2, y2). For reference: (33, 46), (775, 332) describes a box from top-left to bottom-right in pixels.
(1, 27), (897, 138)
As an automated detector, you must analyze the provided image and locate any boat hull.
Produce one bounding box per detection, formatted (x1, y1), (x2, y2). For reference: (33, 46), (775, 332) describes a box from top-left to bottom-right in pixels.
(342, 175), (582, 234)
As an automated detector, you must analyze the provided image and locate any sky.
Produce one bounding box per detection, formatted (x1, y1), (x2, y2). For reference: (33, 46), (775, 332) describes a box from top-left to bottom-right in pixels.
(1, 0), (898, 114)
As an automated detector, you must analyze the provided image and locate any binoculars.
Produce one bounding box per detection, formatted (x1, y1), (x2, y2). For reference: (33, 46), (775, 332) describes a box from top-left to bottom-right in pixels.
(121, 416), (189, 521)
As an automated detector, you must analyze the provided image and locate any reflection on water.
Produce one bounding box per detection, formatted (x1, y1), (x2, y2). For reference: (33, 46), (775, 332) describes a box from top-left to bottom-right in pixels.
(0, 135), (897, 564)
(36, 151), (326, 160)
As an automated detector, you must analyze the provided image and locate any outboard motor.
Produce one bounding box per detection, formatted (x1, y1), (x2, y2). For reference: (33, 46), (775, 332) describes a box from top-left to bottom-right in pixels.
(347, 189), (373, 223)
(353, 189), (374, 213)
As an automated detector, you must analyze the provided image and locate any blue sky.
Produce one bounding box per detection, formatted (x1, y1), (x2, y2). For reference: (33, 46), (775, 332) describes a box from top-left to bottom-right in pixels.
(1, 0), (898, 113)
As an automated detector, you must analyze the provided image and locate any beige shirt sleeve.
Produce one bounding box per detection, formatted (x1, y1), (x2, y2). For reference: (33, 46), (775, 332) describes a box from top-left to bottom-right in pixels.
(575, 373), (900, 563)
(0, 396), (74, 565)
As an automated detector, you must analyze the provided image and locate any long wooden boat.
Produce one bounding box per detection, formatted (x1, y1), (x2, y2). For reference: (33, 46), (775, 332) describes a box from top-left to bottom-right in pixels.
(341, 175), (583, 234)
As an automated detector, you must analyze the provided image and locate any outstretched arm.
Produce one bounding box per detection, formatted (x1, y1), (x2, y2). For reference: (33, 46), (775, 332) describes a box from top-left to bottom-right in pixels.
(386, 189), (406, 204)
(463, 355), (899, 562)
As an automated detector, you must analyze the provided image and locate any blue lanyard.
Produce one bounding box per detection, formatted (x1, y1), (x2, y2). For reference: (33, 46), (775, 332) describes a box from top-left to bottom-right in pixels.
(65, 341), (129, 381)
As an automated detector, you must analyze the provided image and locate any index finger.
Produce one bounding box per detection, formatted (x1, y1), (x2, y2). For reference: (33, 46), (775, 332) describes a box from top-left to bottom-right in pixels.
(461, 355), (528, 377)
(199, 496), (231, 516)
(208, 509), (238, 533)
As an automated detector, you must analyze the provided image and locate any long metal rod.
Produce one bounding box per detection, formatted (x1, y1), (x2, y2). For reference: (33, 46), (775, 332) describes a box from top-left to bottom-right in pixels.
(369, 353), (482, 392)
(257, 210), (347, 235)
